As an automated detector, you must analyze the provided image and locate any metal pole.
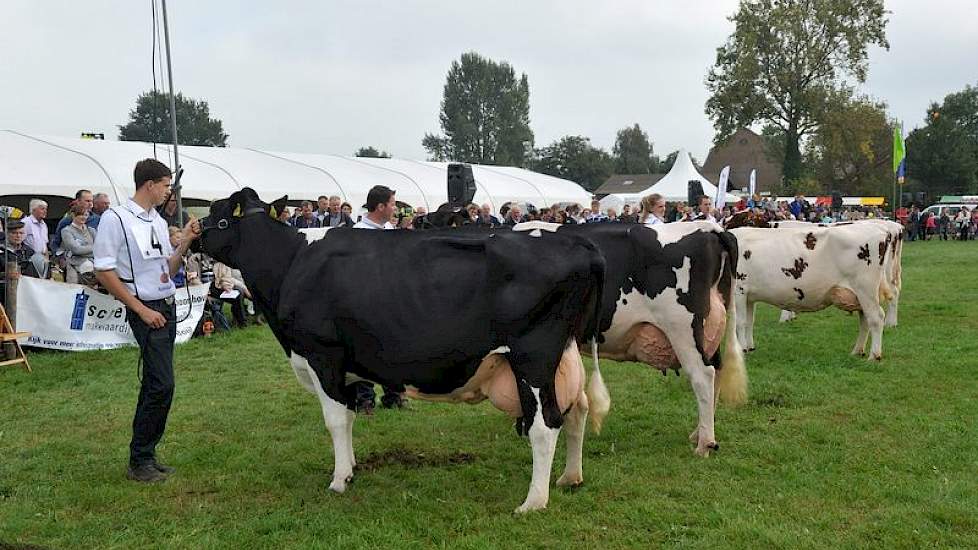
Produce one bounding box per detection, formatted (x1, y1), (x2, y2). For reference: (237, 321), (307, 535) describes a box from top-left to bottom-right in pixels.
(161, 0), (183, 227)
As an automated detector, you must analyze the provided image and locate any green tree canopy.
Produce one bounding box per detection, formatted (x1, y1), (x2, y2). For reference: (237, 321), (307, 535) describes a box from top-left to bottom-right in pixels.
(906, 83), (978, 195)
(118, 91), (228, 147)
(705, 0), (888, 182)
(808, 90), (894, 196)
(529, 136), (613, 192)
(354, 146), (391, 158)
(422, 52), (533, 166)
(612, 124), (656, 174)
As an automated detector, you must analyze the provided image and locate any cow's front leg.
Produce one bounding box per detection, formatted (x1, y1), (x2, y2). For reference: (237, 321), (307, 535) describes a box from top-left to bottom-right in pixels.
(306, 354), (356, 493)
(852, 311), (869, 356)
(516, 386), (561, 514)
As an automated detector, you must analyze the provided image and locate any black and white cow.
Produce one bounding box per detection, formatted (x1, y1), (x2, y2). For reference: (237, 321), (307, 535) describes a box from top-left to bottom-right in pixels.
(198, 188), (609, 513)
(512, 221), (748, 456)
(730, 224), (894, 359)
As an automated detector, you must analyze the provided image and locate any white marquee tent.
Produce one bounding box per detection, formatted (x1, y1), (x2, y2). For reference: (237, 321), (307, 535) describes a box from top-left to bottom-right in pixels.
(0, 130), (592, 217)
(599, 149), (741, 212)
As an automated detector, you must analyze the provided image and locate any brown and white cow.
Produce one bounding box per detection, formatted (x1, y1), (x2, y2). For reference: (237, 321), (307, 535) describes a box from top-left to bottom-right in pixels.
(730, 224), (894, 359)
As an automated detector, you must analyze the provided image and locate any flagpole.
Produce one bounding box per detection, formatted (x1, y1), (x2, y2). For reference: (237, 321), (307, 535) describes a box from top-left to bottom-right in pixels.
(161, 0), (183, 227)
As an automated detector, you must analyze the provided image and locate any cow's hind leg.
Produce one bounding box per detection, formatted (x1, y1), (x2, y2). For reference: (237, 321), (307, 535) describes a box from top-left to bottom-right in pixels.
(857, 292), (885, 360)
(516, 386), (561, 514)
(556, 389), (588, 488)
(852, 311), (869, 357)
(674, 344), (718, 457)
(305, 351), (356, 493)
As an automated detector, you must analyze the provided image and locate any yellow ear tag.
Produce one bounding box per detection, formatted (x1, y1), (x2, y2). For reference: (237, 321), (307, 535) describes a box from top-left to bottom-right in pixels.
(269, 207), (277, 218)
(232, 205), (242, 217)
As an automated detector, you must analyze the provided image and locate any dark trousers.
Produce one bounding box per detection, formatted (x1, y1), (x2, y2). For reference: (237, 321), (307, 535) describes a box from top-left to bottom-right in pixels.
(126, 298), (177, 466)
(352, 381), (403, 408)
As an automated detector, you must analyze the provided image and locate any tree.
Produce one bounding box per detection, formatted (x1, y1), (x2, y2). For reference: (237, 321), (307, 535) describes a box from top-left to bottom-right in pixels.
(705, 0), (888, 182)
(354, 146), (391, 158)
(118, 91), (228, 146)
(422, 52), (533, 166)
(612, 124), (655, 174)
(808, 90), (894, 196)
(906, 84), (978, 195)
(529, 136), (613, 192)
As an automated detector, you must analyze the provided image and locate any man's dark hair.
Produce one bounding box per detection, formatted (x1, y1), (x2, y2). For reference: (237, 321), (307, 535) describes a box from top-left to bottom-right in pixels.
(365, 185), (395, 212)
(698, 195), (711, 205)
(318, 195), (328, 201)
(75, 189), (92, 199)
(133, 159), (172, 189)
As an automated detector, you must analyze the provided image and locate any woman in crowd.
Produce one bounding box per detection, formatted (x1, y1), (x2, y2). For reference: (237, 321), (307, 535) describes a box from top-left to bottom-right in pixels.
(638, 193), (666, 227)
(954, 208), (970, 240)
(59, 203), (97, 285)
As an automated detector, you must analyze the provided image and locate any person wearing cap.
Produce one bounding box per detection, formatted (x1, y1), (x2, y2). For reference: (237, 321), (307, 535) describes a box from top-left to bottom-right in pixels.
(93, 158), (200, 483)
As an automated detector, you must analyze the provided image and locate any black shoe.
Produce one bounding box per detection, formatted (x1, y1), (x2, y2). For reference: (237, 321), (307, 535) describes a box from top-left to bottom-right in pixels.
(152, 460), (176, 474)
(127, 463), (167, 483)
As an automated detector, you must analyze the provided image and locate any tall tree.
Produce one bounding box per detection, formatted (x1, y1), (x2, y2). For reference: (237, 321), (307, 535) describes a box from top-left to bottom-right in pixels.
(809, 90), (894, 196)
(612, 124), (655, 174)
(906, 84), (978, 195)
(422, 52), (533, 166)
(529, 136), (613, 192)
(354, 146), (391, 158)
(705, 0), (888, 182)
(118, 91), (228, 146)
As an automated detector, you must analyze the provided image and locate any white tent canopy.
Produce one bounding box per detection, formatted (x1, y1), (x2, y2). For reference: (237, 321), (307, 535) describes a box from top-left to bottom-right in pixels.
(0, 130), (592, 217)
(599, 149), (741, 212)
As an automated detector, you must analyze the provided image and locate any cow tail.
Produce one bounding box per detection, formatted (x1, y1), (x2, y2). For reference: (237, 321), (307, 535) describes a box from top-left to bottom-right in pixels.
(716, 231), (748, 406)
(580, 246), (610, 434)
(586, 337), (611, 434)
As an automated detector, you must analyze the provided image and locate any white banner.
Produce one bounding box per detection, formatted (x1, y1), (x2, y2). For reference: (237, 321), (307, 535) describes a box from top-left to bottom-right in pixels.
(749, 169), (757, 199)
(715, 166), (731, 210)
(16, 277), (208, 351)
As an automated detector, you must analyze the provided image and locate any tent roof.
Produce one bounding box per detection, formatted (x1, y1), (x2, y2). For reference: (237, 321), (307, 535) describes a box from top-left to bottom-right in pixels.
(598, 149), (740, 211)
(0, 130), (592, 215)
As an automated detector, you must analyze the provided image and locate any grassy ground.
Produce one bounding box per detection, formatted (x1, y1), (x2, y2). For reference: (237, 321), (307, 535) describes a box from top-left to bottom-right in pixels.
(2, 240), (977, 549)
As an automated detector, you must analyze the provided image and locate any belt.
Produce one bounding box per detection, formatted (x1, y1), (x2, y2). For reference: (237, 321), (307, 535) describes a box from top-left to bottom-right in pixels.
(142, 296), (175, 306)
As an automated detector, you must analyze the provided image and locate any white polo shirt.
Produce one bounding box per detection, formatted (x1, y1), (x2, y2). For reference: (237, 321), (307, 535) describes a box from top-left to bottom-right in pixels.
(353, 217), (395, 230)
(94, 199), (176, 301)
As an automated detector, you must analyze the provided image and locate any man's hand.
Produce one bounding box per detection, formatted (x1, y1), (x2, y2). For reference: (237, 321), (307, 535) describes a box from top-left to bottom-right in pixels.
(138, 305), (166, 329)
(181, 216), (201, 243)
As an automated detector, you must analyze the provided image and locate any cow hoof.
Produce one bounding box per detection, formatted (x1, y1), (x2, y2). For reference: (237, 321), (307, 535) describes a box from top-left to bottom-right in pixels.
(329, 475), (353, 493)
(870, 354), (882, 361)
(694, 442), (717, 457)
(514, 500), (547, 514)
(556, 472), (584, 488)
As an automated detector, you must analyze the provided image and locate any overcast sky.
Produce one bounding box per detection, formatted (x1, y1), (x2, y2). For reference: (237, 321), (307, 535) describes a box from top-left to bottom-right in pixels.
(2, 1), (975, 163)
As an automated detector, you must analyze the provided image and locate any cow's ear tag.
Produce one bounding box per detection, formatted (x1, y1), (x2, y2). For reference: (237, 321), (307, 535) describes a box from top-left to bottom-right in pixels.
(269, 206), (277, 218)
(232, 205), (242, 217)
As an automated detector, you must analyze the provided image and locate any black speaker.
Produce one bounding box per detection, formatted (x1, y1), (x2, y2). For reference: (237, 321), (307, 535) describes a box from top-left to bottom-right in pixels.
(901, 192), (912, 206)
(448, 163), (477, 205)
(687, 180), (704, 206)
(831, 191), (843, 209)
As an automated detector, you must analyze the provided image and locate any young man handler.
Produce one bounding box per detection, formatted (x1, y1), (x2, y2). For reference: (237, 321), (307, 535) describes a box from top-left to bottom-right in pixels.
(94, 158), (200, 483)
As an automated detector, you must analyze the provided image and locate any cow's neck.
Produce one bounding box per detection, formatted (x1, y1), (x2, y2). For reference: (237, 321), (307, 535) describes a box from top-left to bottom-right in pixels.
(236, 218), (304, 313)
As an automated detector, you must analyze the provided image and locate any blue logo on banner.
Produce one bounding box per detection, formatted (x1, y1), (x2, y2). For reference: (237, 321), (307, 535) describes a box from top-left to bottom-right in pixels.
(70, 290), (89, 331)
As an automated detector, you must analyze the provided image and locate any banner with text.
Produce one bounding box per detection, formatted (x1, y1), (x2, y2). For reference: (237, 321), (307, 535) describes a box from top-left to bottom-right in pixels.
(16, 277), (208, 351)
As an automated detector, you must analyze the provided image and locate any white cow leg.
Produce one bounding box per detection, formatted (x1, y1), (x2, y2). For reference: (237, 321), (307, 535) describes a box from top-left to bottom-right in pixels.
(734, 293), (750, 351)
(307, 365), (355, 493)
(862, 301), (885, 361)
(289, 354), (318, 394)
(516, 388), (560, 514)
(346, 409), (356, 469)
(676, 348), (718, 457)
(884, 294), (899, 327)
(556, 390), (588, 488)
(851, 312), (869, 357)
(744, 301), (757, 351)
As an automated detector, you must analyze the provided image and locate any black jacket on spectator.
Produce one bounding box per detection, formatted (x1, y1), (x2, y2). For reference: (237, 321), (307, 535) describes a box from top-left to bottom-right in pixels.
(292, 216), (322, 229)
(320, 212), (355, 228)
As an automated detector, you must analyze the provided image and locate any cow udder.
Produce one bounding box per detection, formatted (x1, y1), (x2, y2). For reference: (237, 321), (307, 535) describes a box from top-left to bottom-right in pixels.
(624, 290), (726, 371)
(482, 343), (584, 418)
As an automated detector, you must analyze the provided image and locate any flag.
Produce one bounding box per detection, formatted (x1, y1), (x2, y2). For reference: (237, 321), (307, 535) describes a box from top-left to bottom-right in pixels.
(748, 169), (757, 198)
(715, 166), (730, 210)
(893, 125), (906, 184)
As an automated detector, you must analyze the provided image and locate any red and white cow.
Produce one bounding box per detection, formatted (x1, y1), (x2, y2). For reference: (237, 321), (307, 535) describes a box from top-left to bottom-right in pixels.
(730, 224), (894, 359)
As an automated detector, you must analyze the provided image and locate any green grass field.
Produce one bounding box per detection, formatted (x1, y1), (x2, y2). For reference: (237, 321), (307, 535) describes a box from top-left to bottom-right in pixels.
(2, 241), (977, 549)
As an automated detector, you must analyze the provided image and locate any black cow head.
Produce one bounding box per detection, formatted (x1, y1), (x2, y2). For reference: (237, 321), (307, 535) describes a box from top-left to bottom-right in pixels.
(420, 202), (473, 229)
(197, 187), (288, 265)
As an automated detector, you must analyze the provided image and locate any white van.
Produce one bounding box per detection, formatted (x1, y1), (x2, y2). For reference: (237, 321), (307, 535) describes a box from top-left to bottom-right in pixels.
(922, 203), (974, 219)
